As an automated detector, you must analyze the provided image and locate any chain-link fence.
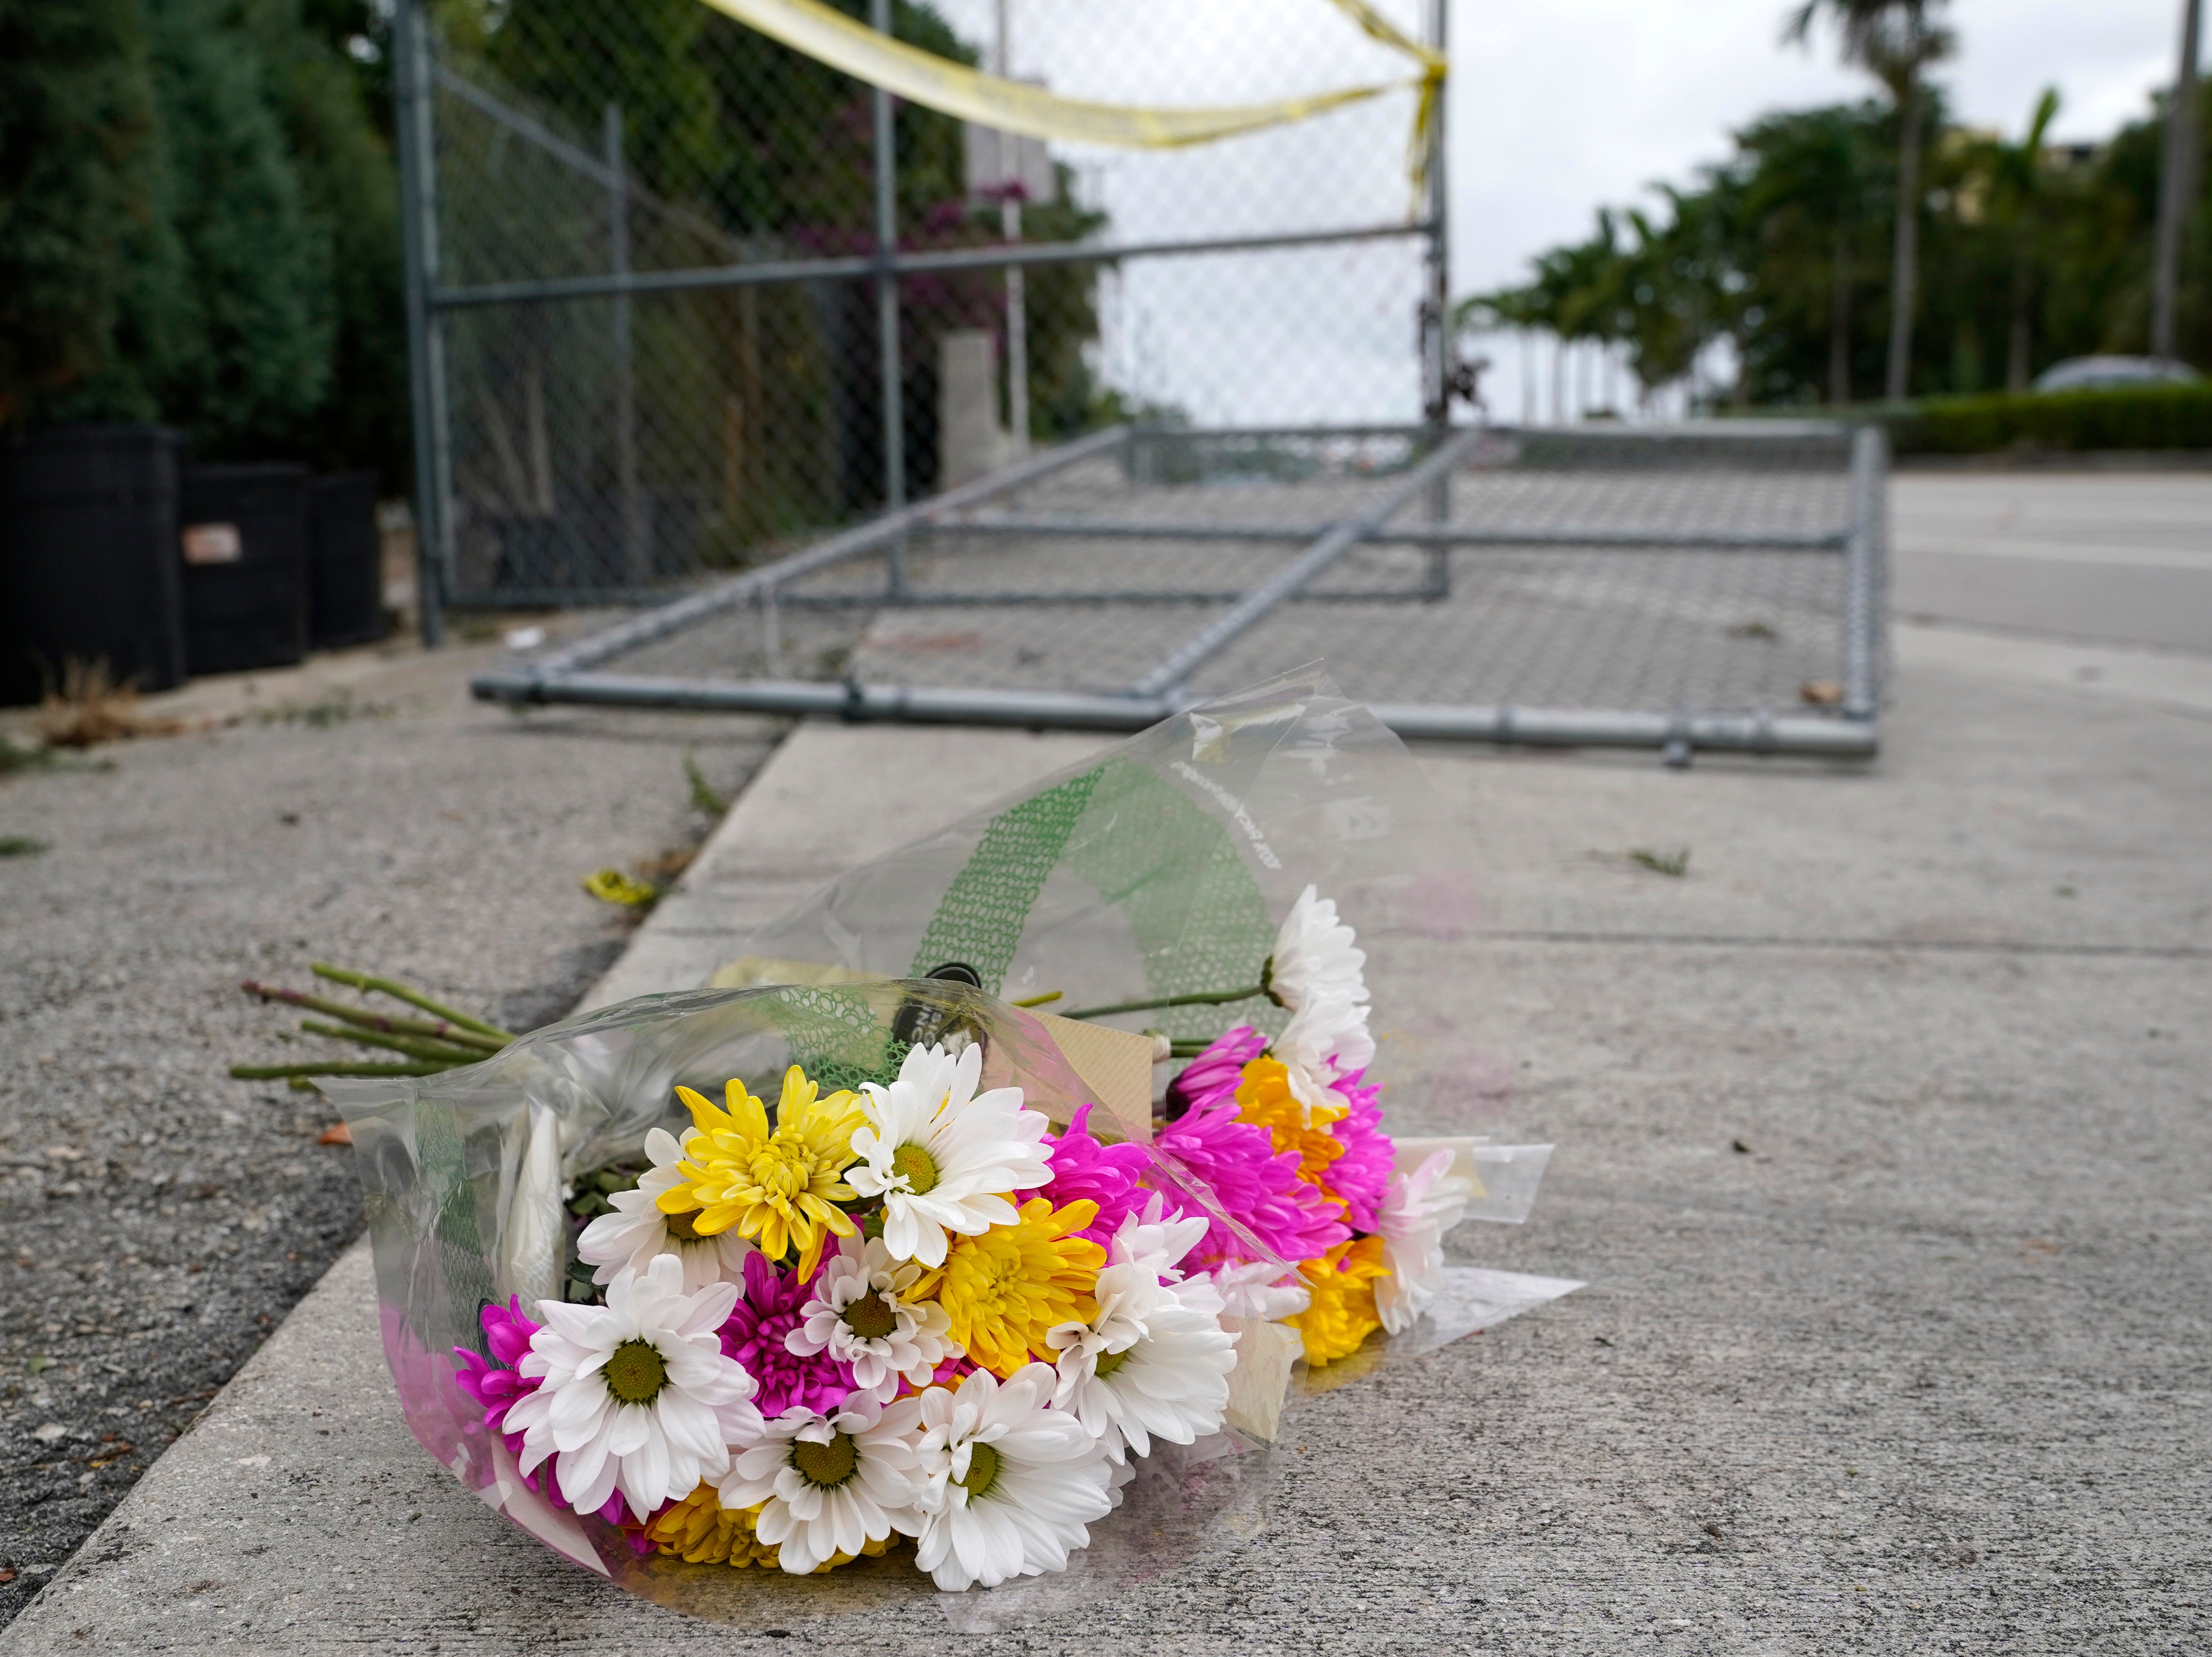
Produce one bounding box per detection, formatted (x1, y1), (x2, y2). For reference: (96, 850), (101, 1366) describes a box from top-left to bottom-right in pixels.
(393, 0), (1449, 616)
(476, 421), (1887, 763)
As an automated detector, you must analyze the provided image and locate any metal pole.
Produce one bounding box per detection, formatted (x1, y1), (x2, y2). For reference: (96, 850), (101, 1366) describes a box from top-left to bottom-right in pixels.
(1842, 421), (1887, 721)
(2153, 0), (2203, 358)
(1420, 0), (1452, 599)
(997, 0), (1031, 459)
(393, 0), (446, 646)
(872, 0), (908, 603)
(606, 103), (644, 587)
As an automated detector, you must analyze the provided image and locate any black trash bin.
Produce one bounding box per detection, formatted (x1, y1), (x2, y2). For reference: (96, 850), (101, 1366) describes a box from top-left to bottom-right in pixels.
(0, 425), (187, 707)
(178, 463), (311, 675)
(309, 471), (386, 649)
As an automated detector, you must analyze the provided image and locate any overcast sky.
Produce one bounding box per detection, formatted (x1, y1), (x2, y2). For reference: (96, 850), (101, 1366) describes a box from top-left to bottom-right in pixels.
(927, 0), (2198, 421)
(1451, 0), (2191, 296)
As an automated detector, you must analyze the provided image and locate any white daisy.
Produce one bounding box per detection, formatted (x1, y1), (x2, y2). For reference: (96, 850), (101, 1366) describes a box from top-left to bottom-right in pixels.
(784, 1236), (960, 1404)
(1103, 1199), (1211, 1283)
(1265, 884), (1373, 1118)
(717, 1396), (930, 1574)
(1207, 1258), (1312, 1322)
(1373, 1147), (1475, 1335)
(1039, 1201), (1208, 1379)
(910, 1363), (1114, 1592)
(575, 1127), (755, 1293)
(1050, 1270), (1237, 1463)
(506, 1254), (763, 1518)
(846, 1041), (1054, 1268)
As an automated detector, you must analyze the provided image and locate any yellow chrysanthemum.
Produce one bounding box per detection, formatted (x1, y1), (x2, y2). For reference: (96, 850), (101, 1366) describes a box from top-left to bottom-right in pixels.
(1236, 1056), (1350, 1198)
(645, 1484), (896, 1573)
(659, 1066), (863, 1278)
(647, 1484), (781, 1568)
(914, 1197), (1103, 1378)
(1288, 1234), (1390, 1366)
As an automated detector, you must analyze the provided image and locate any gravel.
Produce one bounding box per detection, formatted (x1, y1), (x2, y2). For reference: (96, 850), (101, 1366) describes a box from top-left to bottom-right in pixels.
(0, 654), (779, 1624)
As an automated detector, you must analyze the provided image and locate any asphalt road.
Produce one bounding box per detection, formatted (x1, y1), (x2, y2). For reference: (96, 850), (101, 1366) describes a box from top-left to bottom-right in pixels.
(1890, 472), (2212, 654)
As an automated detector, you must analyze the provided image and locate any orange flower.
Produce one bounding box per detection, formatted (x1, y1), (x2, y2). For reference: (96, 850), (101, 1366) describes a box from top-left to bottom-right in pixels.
(1235, 1055), (1349, 1205)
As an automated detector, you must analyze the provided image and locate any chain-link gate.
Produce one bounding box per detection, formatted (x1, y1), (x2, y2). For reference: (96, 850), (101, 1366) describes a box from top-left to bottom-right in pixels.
(392, 0), (1454, 621)
(474, 421), (1887, 762)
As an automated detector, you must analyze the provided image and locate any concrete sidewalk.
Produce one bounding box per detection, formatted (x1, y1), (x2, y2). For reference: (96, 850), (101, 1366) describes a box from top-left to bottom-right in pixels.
(4, 629), (2207, 1655)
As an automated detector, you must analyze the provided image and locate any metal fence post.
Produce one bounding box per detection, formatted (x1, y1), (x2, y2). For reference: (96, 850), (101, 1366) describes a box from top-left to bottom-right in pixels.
(393, 0), (447, 645)
(1420, 0), (1453, 600)
(872, 0), (909, 600)
(606, 103), (644, 586)
(1843, 421), (1888, 721)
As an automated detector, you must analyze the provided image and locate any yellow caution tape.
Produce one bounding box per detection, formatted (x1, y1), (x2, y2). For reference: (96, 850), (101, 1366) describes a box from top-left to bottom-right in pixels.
(691, 0), (1444, 195)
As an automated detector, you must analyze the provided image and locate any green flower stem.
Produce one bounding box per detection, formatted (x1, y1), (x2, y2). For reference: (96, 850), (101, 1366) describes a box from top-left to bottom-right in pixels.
(1010, 991), (1063, 1008)
(310, 963), (516, 1043)
(228, 1061), (447, 1080)
(241, 980), (504, 1050)
(297, 1018), (488, 1067)
(1061, 985), (1269, 1021)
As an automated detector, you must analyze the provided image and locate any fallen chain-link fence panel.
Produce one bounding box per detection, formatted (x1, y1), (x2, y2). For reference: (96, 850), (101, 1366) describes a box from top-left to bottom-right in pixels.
(473, 420), (1887, 764)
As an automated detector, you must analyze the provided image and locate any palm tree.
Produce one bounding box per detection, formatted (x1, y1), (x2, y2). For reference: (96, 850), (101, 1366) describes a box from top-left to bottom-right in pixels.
(1739, 106), (1883, 403)
(1784, 0), (1955, 400)
(1973, 88), (2061, 390)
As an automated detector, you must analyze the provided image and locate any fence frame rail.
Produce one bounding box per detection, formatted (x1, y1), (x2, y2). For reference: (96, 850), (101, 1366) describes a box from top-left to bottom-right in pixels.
(472, 418), (1889, 764)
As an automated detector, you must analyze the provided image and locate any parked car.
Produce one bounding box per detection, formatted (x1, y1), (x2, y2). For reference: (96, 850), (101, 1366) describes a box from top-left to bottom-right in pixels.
(2031, 356), (2203, 393)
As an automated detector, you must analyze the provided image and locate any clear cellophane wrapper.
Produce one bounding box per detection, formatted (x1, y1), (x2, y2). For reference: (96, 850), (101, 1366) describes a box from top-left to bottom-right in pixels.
(325, 668), (1570, 1626)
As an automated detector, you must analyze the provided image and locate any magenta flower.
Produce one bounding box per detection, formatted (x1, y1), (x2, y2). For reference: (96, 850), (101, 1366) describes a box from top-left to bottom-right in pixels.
(720, 1251), (854, 1417)
(1155, 1095), (1349, 1267)
(925, 1352), (978, 1390)
(1163, 1025), (1268, 1121)
(454, 1296), (638, 1530)
(1322, 1069), (1393, 1233)
(1038, 1103), (1153, 1247)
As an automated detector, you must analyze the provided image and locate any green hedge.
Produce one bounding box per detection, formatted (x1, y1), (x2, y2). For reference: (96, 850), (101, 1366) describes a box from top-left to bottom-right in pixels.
(1887, 384), (2212, 454)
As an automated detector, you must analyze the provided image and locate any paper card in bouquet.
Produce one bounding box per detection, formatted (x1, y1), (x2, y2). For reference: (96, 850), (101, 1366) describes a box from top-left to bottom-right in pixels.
(324, 668), (1575, 1621)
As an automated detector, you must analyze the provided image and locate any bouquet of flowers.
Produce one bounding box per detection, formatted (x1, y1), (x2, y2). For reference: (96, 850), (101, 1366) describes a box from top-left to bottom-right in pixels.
(328, 670), (1564, 1614)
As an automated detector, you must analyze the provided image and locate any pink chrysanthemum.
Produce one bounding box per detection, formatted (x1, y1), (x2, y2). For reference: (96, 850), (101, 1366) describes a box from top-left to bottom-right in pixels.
(719, 1250), (854, 1416)
(1156, 1095), (1350, 1267)
(453, 1297), (639, 1534)
(1038, 1103), (1153, 1247)
(1321, 1068), (1393, 1232)
(1163, 1025), (1269, 1121)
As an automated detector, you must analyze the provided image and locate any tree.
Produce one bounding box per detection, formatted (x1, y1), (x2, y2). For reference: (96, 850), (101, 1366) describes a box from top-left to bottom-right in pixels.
(1968, 88), (2061, 390)
(0, 0), (163, 429)
(1738, 105), (1883, 403)
(1784, 0), (1954, 400)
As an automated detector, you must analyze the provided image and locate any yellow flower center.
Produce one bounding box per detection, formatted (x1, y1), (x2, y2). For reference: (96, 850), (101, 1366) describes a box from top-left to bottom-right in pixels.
(1092, 1345), (1132, 1379)
(889, 1143), (940, 1195)
(790, 1431), (858, 1488)
(843, 1290), (898, 1341)
(957, 1441), (1001, 1499)
(604, 1338), (669, 1405)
